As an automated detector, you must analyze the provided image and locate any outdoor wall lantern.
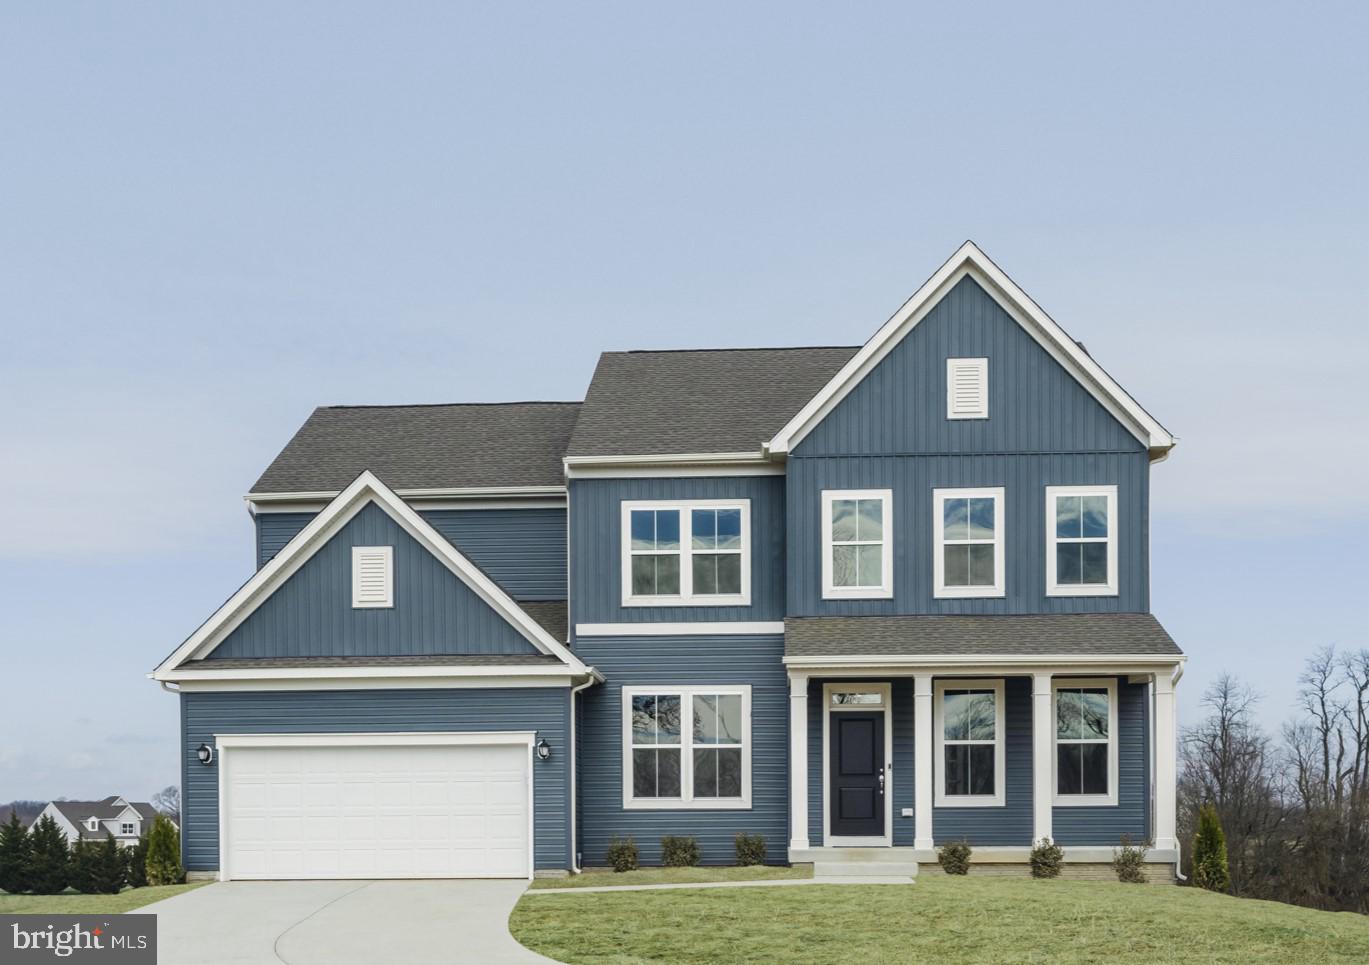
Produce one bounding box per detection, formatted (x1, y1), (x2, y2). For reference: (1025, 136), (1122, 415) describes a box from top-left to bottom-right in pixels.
(196, 743), (215, 765)
(536, 739), (552, 761)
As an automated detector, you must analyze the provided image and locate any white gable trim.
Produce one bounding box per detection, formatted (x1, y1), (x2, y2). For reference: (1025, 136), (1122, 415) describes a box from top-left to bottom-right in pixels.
(766, 241), (1175, 457)
(152, 471), (590, 678)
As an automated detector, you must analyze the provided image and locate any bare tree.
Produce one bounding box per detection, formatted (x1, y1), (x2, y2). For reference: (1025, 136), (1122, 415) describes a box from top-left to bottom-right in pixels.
(151, 785), (180, 825)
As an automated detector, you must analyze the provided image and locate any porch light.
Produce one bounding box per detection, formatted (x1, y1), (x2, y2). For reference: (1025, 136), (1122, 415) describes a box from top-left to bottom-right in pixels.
(536, 739), (552, 761)
(196, 743), (214, 765)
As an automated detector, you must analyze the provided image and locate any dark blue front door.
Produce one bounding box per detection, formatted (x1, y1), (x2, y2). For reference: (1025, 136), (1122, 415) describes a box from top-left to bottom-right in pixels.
(829, 711), (885, 838)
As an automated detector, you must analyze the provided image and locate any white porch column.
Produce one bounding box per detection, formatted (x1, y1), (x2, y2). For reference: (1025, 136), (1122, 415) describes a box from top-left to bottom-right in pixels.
(788, 673), (810, 851)
(1031, 672), (1054, 845)
(913, 673), (934, 850)
(1153, 669), (1178, 851)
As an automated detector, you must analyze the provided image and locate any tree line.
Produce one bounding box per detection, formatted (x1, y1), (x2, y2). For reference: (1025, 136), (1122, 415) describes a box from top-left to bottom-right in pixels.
(1179, 646), (1369, 913)
(0, 811), (183, 895)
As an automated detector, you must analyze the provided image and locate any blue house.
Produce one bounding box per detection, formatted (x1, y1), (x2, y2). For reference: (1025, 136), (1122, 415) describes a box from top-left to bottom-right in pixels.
(153, 242), (1185, 881)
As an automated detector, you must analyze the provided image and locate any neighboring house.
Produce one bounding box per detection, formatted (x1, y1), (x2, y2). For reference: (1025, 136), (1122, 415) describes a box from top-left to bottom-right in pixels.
(152, 242), (1185, 882)
(32, 797), (167, 848)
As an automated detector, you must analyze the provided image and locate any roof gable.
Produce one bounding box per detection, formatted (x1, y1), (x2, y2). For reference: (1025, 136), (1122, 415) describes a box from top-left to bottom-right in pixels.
(153, 472), (589, 679)
(768, 242), (1174, 459)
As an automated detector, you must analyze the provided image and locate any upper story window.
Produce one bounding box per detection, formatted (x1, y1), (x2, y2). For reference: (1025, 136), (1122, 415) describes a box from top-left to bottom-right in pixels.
(351, 546), (394, 608)
(1053, 677), (1118, 806)
(622, 685), (751, 809)
(86, 819), (99, 832)
(620, 501), (751, 606)
(934, 679), (1006, 807)
(933, 488), (1004, 598)
(120, 822), (136, 836)
(821, 490), (893, 600)
(946, 357), (989, 419)
(1045, 485), (1118, 597)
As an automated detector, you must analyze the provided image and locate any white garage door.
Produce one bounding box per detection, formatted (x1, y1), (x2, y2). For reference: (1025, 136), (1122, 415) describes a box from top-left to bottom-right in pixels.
(221, 738), (531, 880)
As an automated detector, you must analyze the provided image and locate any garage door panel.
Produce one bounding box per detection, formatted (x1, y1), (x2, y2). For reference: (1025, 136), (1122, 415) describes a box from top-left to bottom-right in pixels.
(225, 742), (530, 879)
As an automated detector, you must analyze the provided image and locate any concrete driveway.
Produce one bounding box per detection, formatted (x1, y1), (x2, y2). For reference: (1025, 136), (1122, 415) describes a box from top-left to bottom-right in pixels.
(141, 880), (559, 965)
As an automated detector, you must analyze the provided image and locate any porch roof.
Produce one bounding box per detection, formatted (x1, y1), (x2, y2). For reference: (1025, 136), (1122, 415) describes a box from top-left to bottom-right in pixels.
(783, 613), (1182, 659)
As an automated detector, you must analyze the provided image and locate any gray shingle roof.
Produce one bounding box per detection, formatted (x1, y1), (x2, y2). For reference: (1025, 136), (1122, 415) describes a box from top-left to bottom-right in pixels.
(187, 653), (565, 669)
(566, 347), (859, 458)
(46, 800), (160, 839)
(251, 402), (582, 494)
(784, 614), (1183, 658)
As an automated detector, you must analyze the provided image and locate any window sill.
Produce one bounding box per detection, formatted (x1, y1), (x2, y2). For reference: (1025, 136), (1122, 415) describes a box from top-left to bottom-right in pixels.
(622, 799), (752, 811)
(933, 586), (1004, 599)
(934, 795), (1006, 808)
(1046, 585), (1118, 598)
(1052, 795), (1118, 807)
(821, 587), (893, 601)
(621, 596), (751, 608)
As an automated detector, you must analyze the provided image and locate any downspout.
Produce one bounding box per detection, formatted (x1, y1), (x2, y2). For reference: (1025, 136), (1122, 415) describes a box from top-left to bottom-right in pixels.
(568, 673), (597, 874)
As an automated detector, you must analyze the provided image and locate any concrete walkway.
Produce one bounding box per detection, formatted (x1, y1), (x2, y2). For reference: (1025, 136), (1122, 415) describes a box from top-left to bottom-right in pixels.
(141, 880), (558, 965)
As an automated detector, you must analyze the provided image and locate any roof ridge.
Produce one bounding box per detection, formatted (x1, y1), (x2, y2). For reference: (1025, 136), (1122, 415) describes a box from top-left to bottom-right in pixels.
(614, 345), (860, 355)
(318, 401), (582, 411)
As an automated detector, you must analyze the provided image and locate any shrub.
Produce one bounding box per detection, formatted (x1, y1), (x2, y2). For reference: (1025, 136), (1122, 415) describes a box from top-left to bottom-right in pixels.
(661, 835), (700, 868)
(1029, 837), (1064, 879)
(26, 815), (70, 894)
(1113, 835), (1148, 884)
(1191, 803), (1231, 893)
(0, 810), (31, 894)
(124, 835), (149, 889)
(734, 833), (766, 867)
(606, 837), (638, 873)
(145, 815), (183, 886)
(937, 840), (972, 875)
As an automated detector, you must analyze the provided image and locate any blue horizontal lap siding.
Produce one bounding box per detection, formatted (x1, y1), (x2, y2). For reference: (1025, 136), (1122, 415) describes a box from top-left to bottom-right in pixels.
(569, 476), (785, 624)
(934, 677), (1033, 846)
(574, 634), (788, 866)
(214, 503), (540, 659)
(255, 507), (567, 602)
(1053, 680), (1149, 845)
(181, 688), (571, 872)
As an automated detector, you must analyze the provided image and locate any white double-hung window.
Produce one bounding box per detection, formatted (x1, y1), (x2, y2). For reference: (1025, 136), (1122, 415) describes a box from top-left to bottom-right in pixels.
(621, 500), (751, 606)
(821, 489), (893, 599)
(933, 487), (1004, 598)
(622, 685), (751, 809)
(1053, 678), (1118, 805)
(934, 679), (1006, 806)
(1046, 485), (1118, 596)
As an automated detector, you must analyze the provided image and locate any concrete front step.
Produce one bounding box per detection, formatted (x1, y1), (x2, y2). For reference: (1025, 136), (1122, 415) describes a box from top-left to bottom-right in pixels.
(814, 861), (920, 878)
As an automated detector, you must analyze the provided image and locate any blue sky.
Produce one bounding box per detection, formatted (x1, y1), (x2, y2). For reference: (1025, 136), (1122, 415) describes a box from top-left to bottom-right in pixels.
(1, 2), (1366, 800)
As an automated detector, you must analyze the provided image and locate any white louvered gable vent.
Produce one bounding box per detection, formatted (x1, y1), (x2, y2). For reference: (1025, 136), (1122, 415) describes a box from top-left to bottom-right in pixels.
(351, 546), (394, 608)
(946, 357), (989, 420)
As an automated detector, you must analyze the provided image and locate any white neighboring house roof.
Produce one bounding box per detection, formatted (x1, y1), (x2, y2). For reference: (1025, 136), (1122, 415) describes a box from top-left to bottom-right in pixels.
(766, 240), (1176, 459)
(152, 471), (593, 681)
(35, 800), (168, 840)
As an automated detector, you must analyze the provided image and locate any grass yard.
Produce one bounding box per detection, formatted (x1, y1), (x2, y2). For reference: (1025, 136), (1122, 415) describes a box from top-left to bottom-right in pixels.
(529, 865), (812, 890)
(0, 883), (206, 914)
(511, 874), (1369, 964)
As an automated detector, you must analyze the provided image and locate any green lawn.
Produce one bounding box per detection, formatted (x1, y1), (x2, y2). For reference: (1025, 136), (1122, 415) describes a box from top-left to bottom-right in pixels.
(529, 865), (812, 890)
(511, 875), (1369, 964)
(0, 883), (207, 914)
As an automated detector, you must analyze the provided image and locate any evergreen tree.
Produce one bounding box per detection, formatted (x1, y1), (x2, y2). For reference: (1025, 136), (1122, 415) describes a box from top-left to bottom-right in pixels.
(1192, 802), (1231, 892)
(26, 815), (69, 894)
(144, 815), (183, 886)
(67, 839), (96, 894)
(123, 835), (148, 889)
(91, 835), (125, 894)
(0, 810), (31, 894)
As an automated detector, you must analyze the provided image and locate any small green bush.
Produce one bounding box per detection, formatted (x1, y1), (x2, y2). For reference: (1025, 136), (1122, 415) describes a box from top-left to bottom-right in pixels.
(0, 810), (31, 895)
(26, 815), (70, 895)
(1191, 804), (1231, 893)
(734, 833), (766, 866)
(937, 840), (972, 875)
(1029, 837), (1064, 879)
(145, 815), (183, 886)
(606, 837), (638, 872)
(1113, 835), (1148, 884)
(661, 835), (700, 867)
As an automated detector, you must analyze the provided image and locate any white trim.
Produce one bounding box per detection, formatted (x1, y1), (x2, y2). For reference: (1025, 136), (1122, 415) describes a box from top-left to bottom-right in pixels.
(822, 682), (893, 847)
(215, 731), (536, 882)
(788, 673), (810, 851)
(1153, 672), (1178, 850)
(1031, 672), (1054, 845)
(913, 675), (934, 849)
(620, 685), (752, 810)
(174, 675), (578, 692)
(766, 241), (1174, 456)
(933, 678), (1006, 807)
(820, 489), (894, 600)
(154, 471), (590, 678)
(1045, 485), (1119, 597)
(575, 621), (784, 637)
(619, 500), (752, 607)
(564, 452), (783, 479)
(946, 357), (989, 420)
(932, 487), (1005, 599)
(1051, 676), (1120, 807)
(248, 485), (567, 507)
(350, 545), (393, 608)
(783, 654), (1187, 670)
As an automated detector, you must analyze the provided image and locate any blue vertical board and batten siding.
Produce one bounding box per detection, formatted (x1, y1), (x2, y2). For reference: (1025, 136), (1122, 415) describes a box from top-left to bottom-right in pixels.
(569, 476), (786, 624)
(1052, 680), (1149, 845)
(933, 677), (1034, 845)
(573, 633), (788, 865)
(180, 688), (572, 872)
(255, 507), (568, 601)
(211, 503), (540, 660)
(788, 275), (1149, 616)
